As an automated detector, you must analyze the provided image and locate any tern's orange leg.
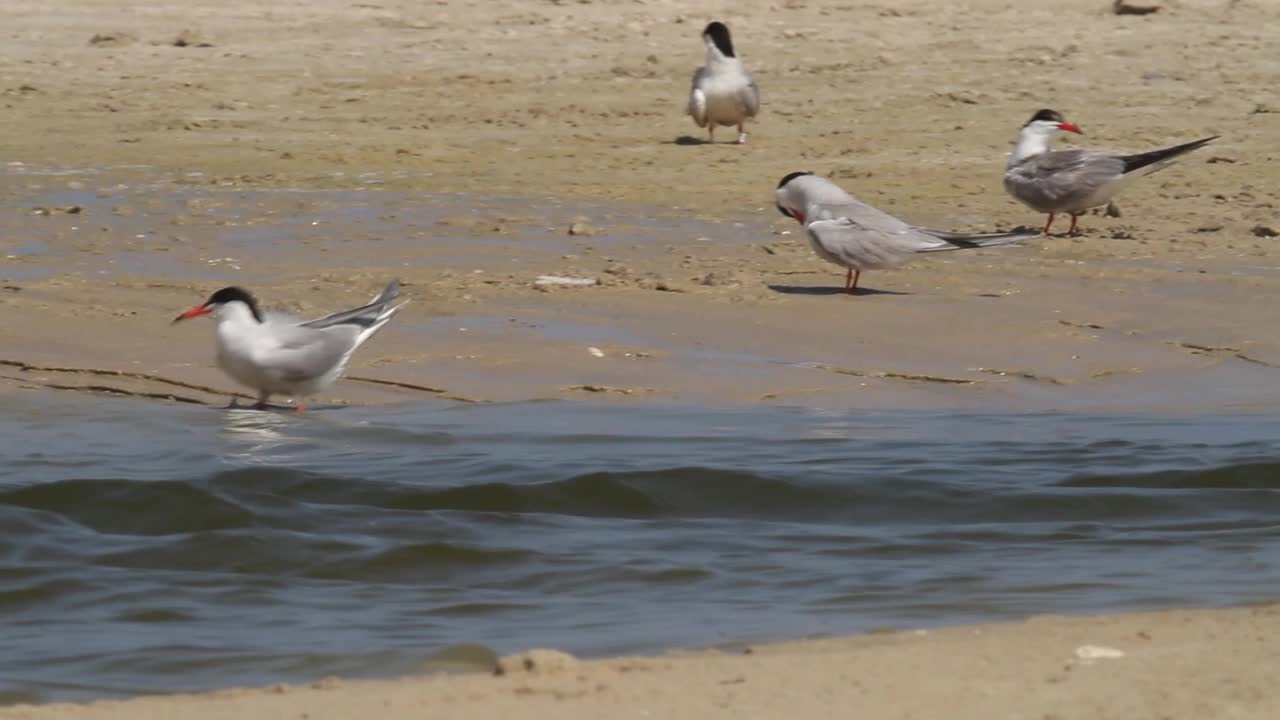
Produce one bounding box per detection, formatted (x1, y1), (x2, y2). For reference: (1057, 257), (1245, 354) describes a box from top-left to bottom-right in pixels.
(1042, 213), (1056, 235)
(1068, 214), (1080, 234)
(736, 122), (747, 144)
(843, 269), (861, 295)
(294, 403), (306, 413)
(707, 124), (714, 143)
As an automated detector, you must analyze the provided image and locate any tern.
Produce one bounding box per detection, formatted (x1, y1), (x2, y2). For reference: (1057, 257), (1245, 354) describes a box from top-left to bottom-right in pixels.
(172, 280), (407, 411)
(1004, 108), (1218, 235)
(687, 21), (760, 144)
(776, 172), (1039, 294)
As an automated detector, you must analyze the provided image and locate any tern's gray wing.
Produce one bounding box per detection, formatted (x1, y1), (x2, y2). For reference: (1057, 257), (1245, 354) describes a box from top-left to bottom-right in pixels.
(687, 66), (709, 126)
(807, 202), (1033, 270)
(739, 77), (760, 117)
(808, 201), (917, 235)
(689, 65), (708, 91)
(262, 324), (359, 384)
(1005, 149), (1125, 212)
(805, 204), (943, 271)
(300, 280), (401, 331)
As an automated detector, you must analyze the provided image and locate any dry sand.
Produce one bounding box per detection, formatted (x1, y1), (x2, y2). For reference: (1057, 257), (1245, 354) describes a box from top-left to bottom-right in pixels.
(3, 0), (1280, 715)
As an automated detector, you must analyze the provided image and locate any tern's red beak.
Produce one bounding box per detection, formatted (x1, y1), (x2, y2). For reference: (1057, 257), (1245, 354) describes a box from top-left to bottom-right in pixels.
(793, 210), (805, 224)
(171, 304), (212, 324)
(1057, 122), (1083, 135)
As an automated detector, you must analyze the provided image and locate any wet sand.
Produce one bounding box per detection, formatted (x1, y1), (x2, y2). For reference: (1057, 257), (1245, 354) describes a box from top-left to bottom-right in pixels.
(3, 0), (1280, 714)
(5, 604), (1280, 720)
(2, 0), (1278, 412)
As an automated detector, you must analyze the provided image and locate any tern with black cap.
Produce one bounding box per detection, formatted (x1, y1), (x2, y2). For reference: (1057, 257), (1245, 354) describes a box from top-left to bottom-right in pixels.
(1004, 108), (1218, 235)
(776, 173), (1039, 294)
(172, 280), (407, 411)
(687, 21), (760, 144)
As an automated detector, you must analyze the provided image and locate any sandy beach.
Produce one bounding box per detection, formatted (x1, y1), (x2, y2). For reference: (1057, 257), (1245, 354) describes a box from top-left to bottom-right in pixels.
(5, 604), (1280, 720)
(3, 0), (1280, 715)
(1, 0), (1277, 411)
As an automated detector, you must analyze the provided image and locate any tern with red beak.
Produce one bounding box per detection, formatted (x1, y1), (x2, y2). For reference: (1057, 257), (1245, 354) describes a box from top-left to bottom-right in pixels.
(775, 172), (1039, 295)
(1004, 109), (1218, 235)
(172, 280), (407, 411)
(687, 21), (760, 144)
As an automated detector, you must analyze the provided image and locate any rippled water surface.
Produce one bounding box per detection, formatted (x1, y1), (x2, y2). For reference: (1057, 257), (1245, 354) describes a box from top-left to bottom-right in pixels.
(3, 394), (1280, 703)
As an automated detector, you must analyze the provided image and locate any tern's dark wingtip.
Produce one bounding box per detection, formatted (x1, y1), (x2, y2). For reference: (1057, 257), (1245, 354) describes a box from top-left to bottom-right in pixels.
(375, 279), (402, 304)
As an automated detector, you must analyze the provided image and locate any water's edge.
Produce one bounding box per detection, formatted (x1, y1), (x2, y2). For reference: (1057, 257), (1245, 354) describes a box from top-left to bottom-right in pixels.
(3, 394), (1279, 703)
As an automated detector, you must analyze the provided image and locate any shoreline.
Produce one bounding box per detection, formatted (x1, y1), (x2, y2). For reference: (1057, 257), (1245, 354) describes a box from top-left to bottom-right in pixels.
(4, 602), (1279, 718)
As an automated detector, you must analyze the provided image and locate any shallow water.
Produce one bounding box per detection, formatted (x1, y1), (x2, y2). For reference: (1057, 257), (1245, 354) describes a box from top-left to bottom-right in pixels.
(3, 394), (1280, 703)
(0, 164), (758, 285)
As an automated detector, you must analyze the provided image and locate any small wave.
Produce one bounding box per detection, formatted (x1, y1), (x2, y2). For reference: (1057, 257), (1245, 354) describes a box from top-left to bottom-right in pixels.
(1059, 460), (1280, 490)
(0, 576), (97, 612)
(429, 603), (538, 617)
(305, 542), (533, 582)
(197, 466), (845, 519)
(94, 532), (328, 575)
(0, 479), (255, 535)
(384, 468), (849, 519)
(200, 466), (1232, 525)
(113, 608), (196, 623)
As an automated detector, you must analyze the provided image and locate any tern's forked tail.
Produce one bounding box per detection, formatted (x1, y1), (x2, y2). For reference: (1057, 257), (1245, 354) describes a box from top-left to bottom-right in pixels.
(914, 227), (1042, 252)
(1120, 135), (1219, 175)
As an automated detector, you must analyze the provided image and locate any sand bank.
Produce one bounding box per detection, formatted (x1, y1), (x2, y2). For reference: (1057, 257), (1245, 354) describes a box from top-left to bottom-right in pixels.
(1, 0), (1278, 412)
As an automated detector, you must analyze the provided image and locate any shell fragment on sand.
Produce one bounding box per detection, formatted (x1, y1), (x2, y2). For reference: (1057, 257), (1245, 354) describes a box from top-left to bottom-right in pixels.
(535, 275), (598, 287)
(1074, 645), (1126, 663)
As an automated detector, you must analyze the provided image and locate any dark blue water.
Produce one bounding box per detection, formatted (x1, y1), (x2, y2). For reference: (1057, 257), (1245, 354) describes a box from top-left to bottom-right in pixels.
(3, 394), (1280, 703)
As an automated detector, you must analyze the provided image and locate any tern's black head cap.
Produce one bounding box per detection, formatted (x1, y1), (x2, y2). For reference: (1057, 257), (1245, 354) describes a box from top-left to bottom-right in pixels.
(703, 21), (735, 58)
(1026, 109), (1065, 126)
(205, 286), (262, 322)
(777, 171), (814, 190)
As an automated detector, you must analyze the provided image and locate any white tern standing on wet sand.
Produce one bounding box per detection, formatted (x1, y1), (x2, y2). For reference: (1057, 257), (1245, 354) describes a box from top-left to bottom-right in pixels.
(172, 280), (407, 411)
(775, 172), (1040, 295)
(687, 21), (760, 144)
(1004, 108), (1218, 235)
